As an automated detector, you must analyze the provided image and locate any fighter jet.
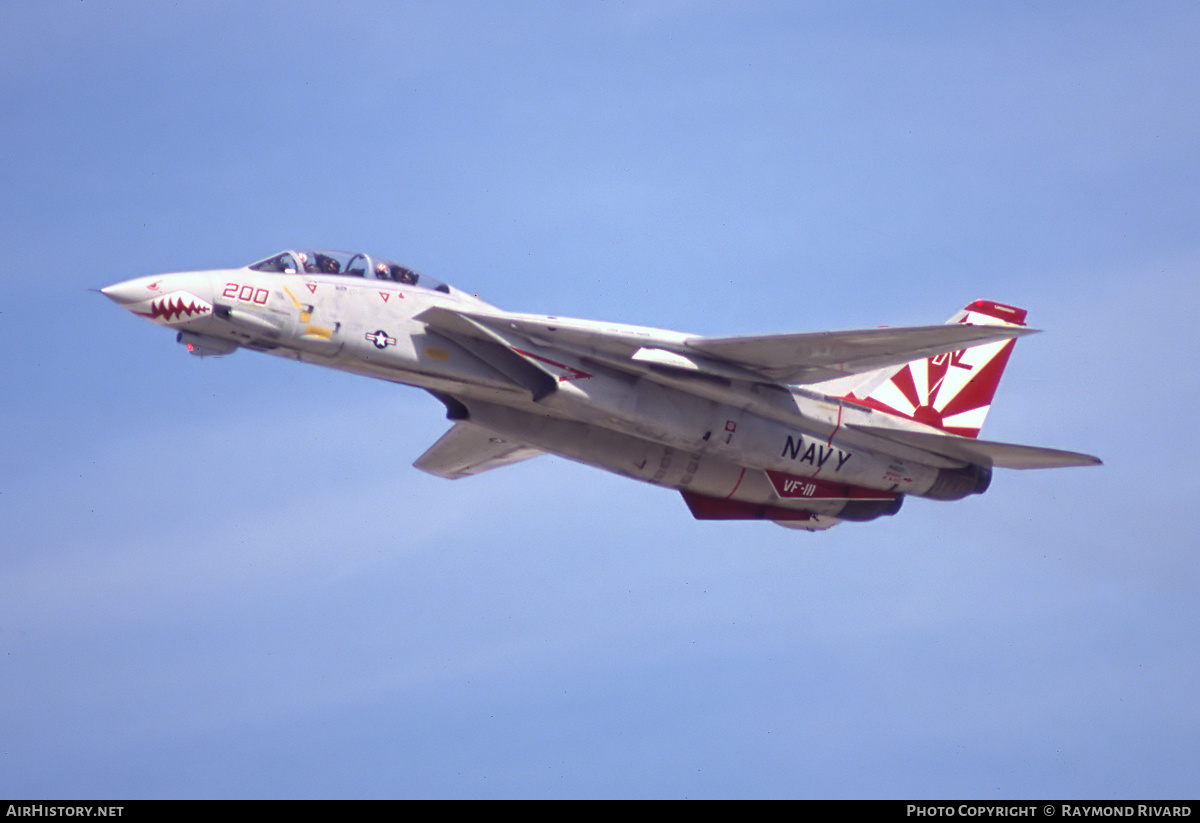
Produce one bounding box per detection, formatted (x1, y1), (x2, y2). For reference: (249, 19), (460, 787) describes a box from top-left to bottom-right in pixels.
(102, 249), (1100, 530)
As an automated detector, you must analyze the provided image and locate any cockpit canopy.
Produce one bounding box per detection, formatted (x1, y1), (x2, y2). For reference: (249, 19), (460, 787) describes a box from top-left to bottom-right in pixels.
(248, 250), (450, 293)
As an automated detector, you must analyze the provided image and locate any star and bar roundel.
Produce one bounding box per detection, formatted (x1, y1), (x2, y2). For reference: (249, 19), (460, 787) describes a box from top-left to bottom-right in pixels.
(365, 329), (396, 350)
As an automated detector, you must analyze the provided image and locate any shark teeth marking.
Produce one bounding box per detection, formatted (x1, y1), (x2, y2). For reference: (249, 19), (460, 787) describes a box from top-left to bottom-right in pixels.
(134, 292), (213, 324)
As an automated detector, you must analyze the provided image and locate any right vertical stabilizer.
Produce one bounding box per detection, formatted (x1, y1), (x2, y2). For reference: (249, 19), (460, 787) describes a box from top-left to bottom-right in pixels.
(845, 300), (1028, 439)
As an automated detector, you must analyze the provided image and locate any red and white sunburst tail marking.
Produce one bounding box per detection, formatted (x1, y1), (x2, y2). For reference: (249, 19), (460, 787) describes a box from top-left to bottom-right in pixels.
(846, 300), (1028, 439)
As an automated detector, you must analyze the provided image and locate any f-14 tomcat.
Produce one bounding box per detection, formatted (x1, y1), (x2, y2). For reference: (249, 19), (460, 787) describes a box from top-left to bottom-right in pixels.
(103, 249), (1100, 531)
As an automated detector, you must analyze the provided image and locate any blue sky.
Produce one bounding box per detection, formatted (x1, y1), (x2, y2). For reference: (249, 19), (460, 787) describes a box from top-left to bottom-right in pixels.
(2, 1), (1197, 799)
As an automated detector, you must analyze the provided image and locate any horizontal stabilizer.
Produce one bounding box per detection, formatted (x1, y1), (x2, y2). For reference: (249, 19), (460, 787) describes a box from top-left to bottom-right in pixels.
(414, 422), (544, 479)
(686, 324), (1036, 384)
(848, 424), (1103, 469)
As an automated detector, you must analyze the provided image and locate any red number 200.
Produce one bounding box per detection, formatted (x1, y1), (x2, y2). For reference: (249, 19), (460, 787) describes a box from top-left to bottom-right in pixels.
(222, 282), (269, 305)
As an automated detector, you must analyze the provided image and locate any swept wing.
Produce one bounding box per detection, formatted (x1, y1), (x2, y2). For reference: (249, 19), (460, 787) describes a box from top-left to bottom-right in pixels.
(683, 325), (1037, 383)
(415, 308), (1034, 386)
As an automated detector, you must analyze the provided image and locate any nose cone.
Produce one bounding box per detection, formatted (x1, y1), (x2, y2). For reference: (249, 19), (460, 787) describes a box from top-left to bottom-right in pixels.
(102, 274), (215, 327)
(101, 275), (165, 305)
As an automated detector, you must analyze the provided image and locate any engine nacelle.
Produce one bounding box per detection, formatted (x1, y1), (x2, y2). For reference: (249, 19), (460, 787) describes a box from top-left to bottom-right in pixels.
(921, 464), (992, 500)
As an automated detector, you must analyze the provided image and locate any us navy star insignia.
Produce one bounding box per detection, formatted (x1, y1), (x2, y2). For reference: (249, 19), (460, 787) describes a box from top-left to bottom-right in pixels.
(365, 329), (396, 350)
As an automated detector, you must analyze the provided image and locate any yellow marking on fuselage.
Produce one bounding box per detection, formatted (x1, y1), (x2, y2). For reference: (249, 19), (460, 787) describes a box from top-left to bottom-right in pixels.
(282, 286), (313, 322)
